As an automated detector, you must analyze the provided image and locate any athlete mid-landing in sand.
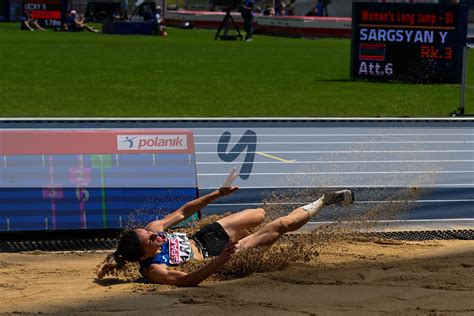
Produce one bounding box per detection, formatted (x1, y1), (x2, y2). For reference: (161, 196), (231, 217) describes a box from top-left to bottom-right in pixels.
(97, 171), (354, 286)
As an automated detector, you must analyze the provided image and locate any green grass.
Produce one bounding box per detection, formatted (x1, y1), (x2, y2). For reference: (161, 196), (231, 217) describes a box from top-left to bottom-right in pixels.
(0, 22), (471, 117)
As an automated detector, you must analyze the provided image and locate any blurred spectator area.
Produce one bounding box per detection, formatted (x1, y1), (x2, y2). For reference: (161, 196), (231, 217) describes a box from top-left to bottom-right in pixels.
(71, 0), (165, 18)
(2, 0), (473, 22)
(165, 0), (467, 17)
(166, 0), (466, 17)
(84, 1), (121, 22)
(460, 0), (474, 22)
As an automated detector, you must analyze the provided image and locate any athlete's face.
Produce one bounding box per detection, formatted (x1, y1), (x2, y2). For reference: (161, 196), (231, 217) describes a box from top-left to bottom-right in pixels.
(135, 228), (166, 254)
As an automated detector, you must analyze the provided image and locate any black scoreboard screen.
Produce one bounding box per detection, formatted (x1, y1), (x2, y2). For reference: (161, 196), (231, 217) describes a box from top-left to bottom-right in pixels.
(1, 0), (9, 22)
(351, 3), (468, 83)
(23, 0), (64, 27)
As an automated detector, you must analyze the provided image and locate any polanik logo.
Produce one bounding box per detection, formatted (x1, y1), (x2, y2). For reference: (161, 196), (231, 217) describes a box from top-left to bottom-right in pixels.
(117, 135), (188, 151)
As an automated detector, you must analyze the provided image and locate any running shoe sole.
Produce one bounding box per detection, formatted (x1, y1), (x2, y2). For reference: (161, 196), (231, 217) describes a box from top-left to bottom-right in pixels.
(325, 190), (354, 206)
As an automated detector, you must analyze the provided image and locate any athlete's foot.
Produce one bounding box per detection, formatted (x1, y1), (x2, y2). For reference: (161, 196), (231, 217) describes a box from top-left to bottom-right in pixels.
(324, 190), (354, 206)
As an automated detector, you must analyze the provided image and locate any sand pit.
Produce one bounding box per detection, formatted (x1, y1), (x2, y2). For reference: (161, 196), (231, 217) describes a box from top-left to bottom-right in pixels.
(1, 238), (473, 315)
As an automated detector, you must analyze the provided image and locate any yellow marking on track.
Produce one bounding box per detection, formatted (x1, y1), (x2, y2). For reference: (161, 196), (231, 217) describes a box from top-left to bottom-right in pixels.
(256, 152), (296, 163)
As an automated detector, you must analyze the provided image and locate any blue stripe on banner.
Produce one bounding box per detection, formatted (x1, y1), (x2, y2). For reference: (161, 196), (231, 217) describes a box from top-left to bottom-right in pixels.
(0, 187), (196, 200)
(0, 187), (197, 231)
(0, 171), (198, 188)
(2, 154), (194, 166)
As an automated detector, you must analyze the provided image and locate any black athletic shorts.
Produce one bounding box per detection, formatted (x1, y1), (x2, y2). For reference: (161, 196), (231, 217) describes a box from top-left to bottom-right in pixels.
(191, 222), (230, 258)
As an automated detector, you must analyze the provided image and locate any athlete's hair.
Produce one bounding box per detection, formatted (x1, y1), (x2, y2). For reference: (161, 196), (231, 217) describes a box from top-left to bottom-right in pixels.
(96, 230), (144, 279)
(116, 230), (144, 262)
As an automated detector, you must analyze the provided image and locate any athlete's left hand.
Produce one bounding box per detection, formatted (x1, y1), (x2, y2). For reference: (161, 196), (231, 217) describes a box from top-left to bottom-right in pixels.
(219, 186), (240, 196)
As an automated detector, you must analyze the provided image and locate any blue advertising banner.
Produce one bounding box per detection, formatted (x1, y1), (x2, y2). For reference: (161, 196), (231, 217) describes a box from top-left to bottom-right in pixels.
(0, 129), (199, 232)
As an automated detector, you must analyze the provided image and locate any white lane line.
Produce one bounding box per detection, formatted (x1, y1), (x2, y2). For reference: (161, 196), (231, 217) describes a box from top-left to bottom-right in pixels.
(196, 150), (474, 154)
(364, 218), (474, 223)
(206, 200), (474, 206)
(194, 133), (474, 137)
(195, 141), (474, 145)
(357, 200), (474, 203)
(307, 219), (474, 227)
(200, 184), (474, 189)
(197, 159), (474, 165)
(198, 171), (474, 176)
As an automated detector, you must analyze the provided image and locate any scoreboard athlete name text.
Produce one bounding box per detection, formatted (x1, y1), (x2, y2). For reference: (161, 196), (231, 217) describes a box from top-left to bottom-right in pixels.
(351, 2), (465, 82)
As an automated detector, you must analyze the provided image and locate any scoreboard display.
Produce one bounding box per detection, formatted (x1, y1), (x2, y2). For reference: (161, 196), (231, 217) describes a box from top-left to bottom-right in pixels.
(351, 3), (468, 83)
(0, 129), (199, 232)
(23, 0), (65, 27)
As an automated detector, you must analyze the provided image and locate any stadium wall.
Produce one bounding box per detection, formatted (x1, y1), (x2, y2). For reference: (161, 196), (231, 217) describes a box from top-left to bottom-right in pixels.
(165, 11), (352, 38)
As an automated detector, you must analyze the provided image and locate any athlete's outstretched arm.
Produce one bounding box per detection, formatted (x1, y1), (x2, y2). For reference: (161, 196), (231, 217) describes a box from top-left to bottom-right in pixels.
(144, 241), (237, 286)
(146, 186), (239, 232)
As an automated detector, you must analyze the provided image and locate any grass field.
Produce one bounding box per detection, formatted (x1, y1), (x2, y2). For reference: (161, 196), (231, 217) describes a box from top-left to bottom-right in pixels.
(0, 22), (472, 117)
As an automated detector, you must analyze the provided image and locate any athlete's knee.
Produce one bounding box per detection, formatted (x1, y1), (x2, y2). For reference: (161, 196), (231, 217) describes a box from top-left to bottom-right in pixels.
(254, 207), (266, 223)
(242, 207), (265, 224)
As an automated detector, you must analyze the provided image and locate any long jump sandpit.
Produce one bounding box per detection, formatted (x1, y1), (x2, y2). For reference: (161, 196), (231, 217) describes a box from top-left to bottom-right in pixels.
(1, 238), (473, 315)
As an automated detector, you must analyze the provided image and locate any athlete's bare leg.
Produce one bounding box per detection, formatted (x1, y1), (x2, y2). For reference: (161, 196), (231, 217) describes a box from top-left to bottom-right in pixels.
(237, 190), (353, 250)
(236, 205), (317, 250)
(217, 208), (266, 241)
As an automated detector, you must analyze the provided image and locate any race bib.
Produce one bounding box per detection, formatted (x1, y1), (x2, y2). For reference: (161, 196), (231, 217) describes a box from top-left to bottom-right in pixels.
(168, 233), (193, 264)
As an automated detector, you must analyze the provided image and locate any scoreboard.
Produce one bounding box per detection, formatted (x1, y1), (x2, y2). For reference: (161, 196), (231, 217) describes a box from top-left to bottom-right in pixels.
(0, 0), (9, 22)
(0, 129), (199, 232)
(351, 3), (468, 83)
(23, 0), (65, 27)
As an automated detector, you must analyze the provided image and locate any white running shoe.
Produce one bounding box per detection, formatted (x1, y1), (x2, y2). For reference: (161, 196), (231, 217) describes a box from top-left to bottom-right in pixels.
(325, 190), (354, 206)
